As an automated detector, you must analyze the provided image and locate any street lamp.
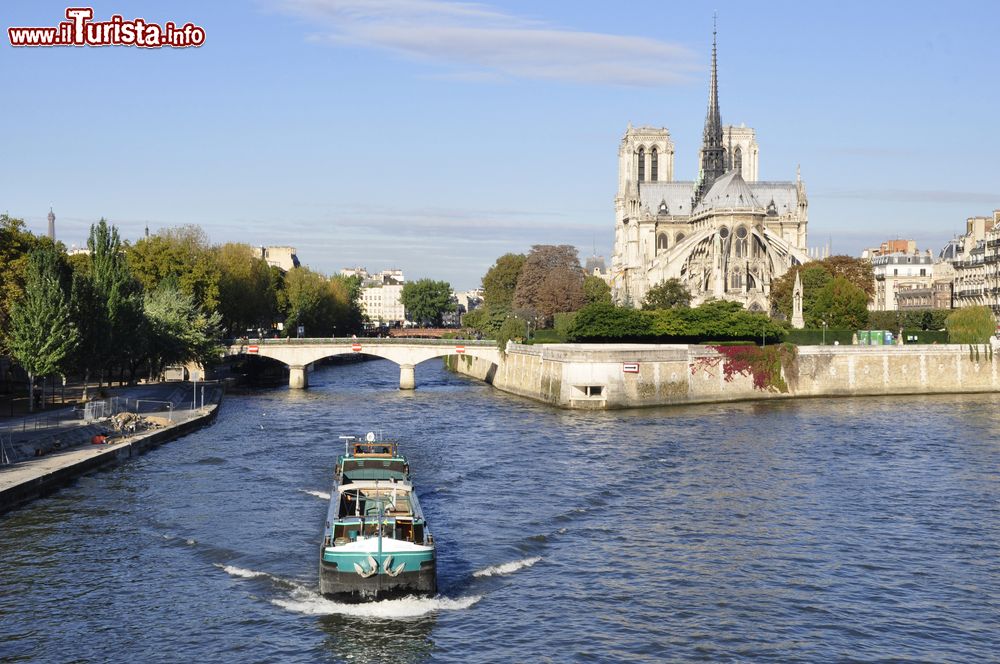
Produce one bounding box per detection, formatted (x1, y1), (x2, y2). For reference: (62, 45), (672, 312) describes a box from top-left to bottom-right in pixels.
(821, 320), (827, 345)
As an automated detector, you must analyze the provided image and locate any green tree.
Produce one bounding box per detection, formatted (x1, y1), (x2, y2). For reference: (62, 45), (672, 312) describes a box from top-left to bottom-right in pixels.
(6, 246), (79, 411)
(770, 263), (832, 321)
(144, 280), (223, 379)
(567, 303), (654, 342)
(400, 279), (454, 326)
(583, 275), (612, 306)
(482, 253), (525, 310)
(811, 276), (870, 329)
(281, 267), (359, 337)
(945, 306), (996, 343)
(88, 219), (144, 387)
(641, 278), (692, 310)
(68, 271), (104, 396)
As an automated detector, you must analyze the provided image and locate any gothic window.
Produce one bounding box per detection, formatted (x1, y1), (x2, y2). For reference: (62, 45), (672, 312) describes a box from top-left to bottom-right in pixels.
(637, 147), (645, 182)
(734, 146), (742, 172)
(675, 232), (685, 244)
(651, 147), (658, 181)
(731, 272), (743, 289)
(735, 225), (748, 258)
(718, 226), (730, 239)
(658, 200), (668, 215)
(657, 233), (669, 252)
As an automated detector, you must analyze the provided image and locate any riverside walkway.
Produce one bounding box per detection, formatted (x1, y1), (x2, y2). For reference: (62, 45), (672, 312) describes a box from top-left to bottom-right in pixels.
(0, 382), (223, 515)
(226, 337), (500, 389)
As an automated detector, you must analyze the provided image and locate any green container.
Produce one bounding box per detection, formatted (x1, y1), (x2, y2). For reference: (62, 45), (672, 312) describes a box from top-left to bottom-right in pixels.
(857, 330), (870, 345)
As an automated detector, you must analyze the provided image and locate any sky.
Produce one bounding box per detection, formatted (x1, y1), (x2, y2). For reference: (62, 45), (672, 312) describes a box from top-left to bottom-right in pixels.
(2, 0), (998, 290)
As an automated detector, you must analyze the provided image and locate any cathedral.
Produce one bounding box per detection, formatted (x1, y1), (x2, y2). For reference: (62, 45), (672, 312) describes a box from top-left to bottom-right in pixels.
(611, 26), (812, 311)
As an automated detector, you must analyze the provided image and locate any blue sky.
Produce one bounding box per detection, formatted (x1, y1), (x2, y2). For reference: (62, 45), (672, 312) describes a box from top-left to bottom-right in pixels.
(2, 0), (998, 290)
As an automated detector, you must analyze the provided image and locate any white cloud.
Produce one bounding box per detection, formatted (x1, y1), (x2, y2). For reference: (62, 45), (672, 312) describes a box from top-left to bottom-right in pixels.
(274, 0), (699, 86)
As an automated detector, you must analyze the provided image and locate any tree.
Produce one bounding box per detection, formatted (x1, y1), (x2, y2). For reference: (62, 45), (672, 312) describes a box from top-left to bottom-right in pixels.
(641, 278), (691, 310)
(215, 242), (276, 335)
(820, 255), (875, 300)
(144, 281), (223, 379)
(811, 276), (870, 329)
(482, 253), (525, 310)
(400, 279), (454, 326)
(88, 219), (144, 387)
(770, 263), (832, 321)
(583, 275), (612, 306)
(513, 245), (586, 326)
(6, 246), (79, 411)
(946, 306), (996, 343)
(127, 225), (220, 313)
(0, 214), (44, 342)
(567, 303), (654, 342)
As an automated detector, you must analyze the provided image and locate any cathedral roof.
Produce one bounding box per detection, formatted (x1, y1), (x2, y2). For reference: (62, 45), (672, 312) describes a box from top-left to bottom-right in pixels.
(694, 169), (763, 213)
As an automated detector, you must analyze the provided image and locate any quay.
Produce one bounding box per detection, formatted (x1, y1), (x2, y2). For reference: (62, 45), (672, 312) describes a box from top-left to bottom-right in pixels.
(449, 342), (1000, 409)
(0, 382), (223, 515)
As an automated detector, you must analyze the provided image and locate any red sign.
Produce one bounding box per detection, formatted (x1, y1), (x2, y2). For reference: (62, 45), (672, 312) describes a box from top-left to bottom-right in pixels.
(623, 362), (639, 374)
(455, 345), (466, 354)
(352, 343), (362, 352)
(248, 345), (259, 354)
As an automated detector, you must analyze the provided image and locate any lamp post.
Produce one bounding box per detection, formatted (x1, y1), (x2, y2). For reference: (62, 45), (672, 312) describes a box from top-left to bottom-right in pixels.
(821, 320), (828, 345)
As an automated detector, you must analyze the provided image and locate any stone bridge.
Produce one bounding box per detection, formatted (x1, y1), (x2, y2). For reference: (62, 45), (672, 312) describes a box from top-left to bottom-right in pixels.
(225, 338), (500, 390)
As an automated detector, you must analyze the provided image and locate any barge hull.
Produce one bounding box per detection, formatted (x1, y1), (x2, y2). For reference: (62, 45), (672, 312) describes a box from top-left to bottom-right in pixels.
(319, 558), (436, 600)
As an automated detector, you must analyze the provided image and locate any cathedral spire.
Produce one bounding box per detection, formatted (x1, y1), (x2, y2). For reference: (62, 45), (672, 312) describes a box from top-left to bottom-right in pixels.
(695, 15), (727, 206)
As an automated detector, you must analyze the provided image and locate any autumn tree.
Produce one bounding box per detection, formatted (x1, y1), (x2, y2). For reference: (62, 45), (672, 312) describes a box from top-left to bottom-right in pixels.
(127, 225), (221, 313)
(512, 245), (586, 326)
(215, 242), (276, 335)
(0, 214), (44, 342)
(641, 278), (691, 310)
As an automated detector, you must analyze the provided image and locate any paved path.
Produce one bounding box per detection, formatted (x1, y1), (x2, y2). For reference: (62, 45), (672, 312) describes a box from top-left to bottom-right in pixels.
(0, 382), (223, 512)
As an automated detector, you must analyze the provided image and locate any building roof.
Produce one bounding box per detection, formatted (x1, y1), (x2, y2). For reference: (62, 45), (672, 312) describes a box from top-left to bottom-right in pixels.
(694, 169), (763, 213)
(638, 177), (799, 219)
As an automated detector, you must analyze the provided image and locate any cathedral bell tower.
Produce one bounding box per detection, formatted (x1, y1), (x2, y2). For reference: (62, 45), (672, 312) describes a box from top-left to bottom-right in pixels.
(695, 18), (726, 206)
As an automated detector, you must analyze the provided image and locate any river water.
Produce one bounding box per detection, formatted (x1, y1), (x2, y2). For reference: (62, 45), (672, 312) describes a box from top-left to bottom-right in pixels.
(1, 359), (998, 663)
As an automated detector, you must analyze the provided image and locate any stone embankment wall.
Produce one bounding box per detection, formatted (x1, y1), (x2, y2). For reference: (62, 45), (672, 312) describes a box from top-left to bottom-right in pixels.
(449, 343), (999, 409)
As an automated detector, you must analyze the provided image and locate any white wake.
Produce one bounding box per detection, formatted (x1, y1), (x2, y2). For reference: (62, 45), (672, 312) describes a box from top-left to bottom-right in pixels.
(272, 586), (482, 618)
(216, 563), (479, 618)
(216, 564), (269, 579)
(301, 489), (331, 500)
(473, 556), (542, 578)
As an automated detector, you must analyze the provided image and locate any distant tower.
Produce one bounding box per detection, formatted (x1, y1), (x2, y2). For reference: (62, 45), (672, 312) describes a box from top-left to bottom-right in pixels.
(695, 16), (726, 206)
(47, 207), (55, 241)
(791, 270), (805, 329)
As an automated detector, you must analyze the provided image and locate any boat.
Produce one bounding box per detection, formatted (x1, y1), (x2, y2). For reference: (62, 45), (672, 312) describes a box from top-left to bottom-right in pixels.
(319, 432), (437, 600)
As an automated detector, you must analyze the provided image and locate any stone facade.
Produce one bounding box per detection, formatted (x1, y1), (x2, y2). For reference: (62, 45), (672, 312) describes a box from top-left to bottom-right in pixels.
(611, 30), (809, 311)
(867, 249), (935, 311)
(949, 210), (1000, 314)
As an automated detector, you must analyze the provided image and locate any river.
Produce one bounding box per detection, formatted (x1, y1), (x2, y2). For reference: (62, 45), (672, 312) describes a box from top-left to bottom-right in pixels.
(1, 358), (998, 662)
